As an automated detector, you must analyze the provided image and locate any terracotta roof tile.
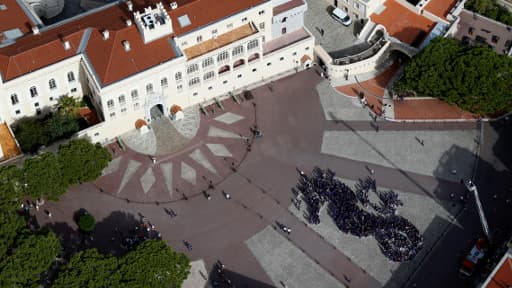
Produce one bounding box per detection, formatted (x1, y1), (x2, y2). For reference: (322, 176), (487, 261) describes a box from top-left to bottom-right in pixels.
(273, 0), (304, 16)
(370, 0), (435, 46)
(0, 0), (267, 83)
(424, 0), (458, 20)
(0, 0), (34, 36)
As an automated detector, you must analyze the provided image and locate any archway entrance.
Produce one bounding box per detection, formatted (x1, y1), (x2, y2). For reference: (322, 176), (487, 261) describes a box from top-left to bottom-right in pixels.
(150, 104), (164, 120)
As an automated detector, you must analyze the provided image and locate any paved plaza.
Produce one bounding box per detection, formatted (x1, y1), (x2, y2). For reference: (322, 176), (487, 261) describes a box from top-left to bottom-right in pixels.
(304, 0), (367, 56)
(33, 69), (487, 288)
(289, 178), (461, 287)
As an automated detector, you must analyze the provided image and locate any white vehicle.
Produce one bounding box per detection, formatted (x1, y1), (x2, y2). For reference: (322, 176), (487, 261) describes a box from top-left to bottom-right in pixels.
(331, 7), (352, 26)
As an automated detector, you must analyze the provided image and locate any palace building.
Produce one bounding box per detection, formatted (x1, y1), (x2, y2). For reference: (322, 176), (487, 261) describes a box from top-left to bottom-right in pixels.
(0, 0), (314, 144)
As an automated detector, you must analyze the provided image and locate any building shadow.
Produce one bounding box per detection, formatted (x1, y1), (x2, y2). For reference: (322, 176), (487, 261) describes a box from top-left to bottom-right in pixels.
(207, 267), (276, 288)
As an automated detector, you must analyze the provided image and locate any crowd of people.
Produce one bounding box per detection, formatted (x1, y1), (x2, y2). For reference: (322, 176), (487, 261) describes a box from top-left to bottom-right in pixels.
(296, 167), (423, 262)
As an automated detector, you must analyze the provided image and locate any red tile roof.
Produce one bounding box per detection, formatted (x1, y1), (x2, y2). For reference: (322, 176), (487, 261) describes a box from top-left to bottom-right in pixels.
(424, 0), (458, 20)
(370, 0), (435, 46)
(0, 0), (267, 85)
(273, 0), (304, 16)
(484, 256), (512, 288)
(0, 0), (34, 37)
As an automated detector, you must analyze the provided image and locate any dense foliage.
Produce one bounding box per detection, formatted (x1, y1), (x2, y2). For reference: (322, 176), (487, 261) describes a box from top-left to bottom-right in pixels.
(394, 38), (512, 115)
(13, 96), (85, 153)
(0, 139), (188, 287)
(465, 0), (512, 25)
(78, 213), (96, 232)
(58, 139), (112, 185)
(54, 241), (190, 288)
(0, 232), (61, 287)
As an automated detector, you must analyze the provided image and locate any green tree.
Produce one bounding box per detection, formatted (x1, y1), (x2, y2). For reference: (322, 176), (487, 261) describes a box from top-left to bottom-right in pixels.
(13, 117), (49, 153)
(56, 95), (80, 115)
(22, 152), (69, 200)
(45, 113), (80, 140)
(118, 240), (190, 288)
(0, 232), (61, 287)
(465, 0), (512, 25)
(57, 139), (112, 185)
(53, 249), (121, 288)
(78, 213), (96, 232)
(394, 37), (512, 115)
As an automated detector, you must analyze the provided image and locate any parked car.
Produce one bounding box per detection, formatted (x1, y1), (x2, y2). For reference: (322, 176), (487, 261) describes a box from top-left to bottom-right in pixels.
(331, 7), (352, 26)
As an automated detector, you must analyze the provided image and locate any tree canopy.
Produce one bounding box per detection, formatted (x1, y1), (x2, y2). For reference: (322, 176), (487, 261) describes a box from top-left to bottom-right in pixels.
(0, 232), (61, 287)
(394, 37), (512, 116)
(54, 241), (190, 288)
(465, 0), (512, 25)
(53, 249), (121, 288)
(22, 152), (68, 200)
(78, 213), (96, 232)
(58, 139), (112, 185)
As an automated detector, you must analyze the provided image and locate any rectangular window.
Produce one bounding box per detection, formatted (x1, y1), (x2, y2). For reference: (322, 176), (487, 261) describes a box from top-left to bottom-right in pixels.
(34, 102), (39, 107)
(258, 10), (265, 15)
(134, 102), (140, 110)
(187, 64), (199, 74)
(227, 23), (233, 29)
(242, 17), (247, 22)
(202, 57), (214, 68)
(193, 92), (198, 96)
(10, 93), (19, 105)
(110, 112), (116, 119)
(259, 22), (265, 30)
(71, 88), (77, 93)
(121, 108), (127, 115)
(217, 51), (229, 62)
(203, 71), (215, 81)
(146, 83), (154, 94)
(188, 77), (200, 87)
(67, 72), (75, 82)
(212, 29), (218, 34)
(232, 45), (244, 57)
(49, 79), (57, 90)
(15, 110), (21, 115)
(196, 35), (202, 42)
(247, 39), (259, 51)
(177, 84), (183, 91)
(223, 80), (228, 84)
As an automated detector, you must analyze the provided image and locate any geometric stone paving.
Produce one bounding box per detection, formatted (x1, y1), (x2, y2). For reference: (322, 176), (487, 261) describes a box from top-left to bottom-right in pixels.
(101, 156), (122, 176)
(246, 226), (346, 288)
(214, 112), (245, 125)
(117, 159), (142, 195)
(316, 80), (375, 122)
(181, 162), (197, 186)
(171, 106), (201, 139)
(121, 128), (158, 155)
(321, 130), (478, 182)
(182, 259), (209, 288)
(160, 163), (173, 197)
(206, 143), (233, 158)
(289, 178), (461, 287)
(139, 167), (156, 194)
(189, 149), (218, 175)
(208, 126), (244, 139)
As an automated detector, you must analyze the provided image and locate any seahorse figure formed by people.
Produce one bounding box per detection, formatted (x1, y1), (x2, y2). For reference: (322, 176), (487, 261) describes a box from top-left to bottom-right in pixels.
(295, 167), (423, 262)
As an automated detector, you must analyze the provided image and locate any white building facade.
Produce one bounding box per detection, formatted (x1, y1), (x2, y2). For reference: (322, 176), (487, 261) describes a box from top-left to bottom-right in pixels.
(0, 0), (314, 144)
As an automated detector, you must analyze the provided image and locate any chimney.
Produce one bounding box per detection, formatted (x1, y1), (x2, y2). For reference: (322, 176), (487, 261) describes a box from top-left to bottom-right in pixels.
(32, 26), (40, 35)
(126, 19), (133, 27)
(170, 2), (178, 9)
(102, 29), (109, 40)
(127, 0), (133, 11)
(63, 40), (71, 50)
(122, 40), (131, 52)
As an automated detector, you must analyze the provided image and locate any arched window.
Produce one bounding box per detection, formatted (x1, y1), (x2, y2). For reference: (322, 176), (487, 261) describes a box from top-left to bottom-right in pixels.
(49, 79), (57, 90)
(248, 53), (260, 62)
(29, 86), (38, 97)
(107, 99), (115, 109)
(146, 83), (154, 94)
(233, 59), (245, 68)
(10, 93), (19, 105)
(118, 94), (126, 106)
(218, 65), (230, 75)
(67, 71), (75, 82)
(175, 72), (182, 81)
(161, 77), (168, 88)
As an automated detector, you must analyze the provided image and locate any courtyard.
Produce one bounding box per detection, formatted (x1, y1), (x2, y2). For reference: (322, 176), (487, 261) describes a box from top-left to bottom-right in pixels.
(33, 68), (491, 288)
